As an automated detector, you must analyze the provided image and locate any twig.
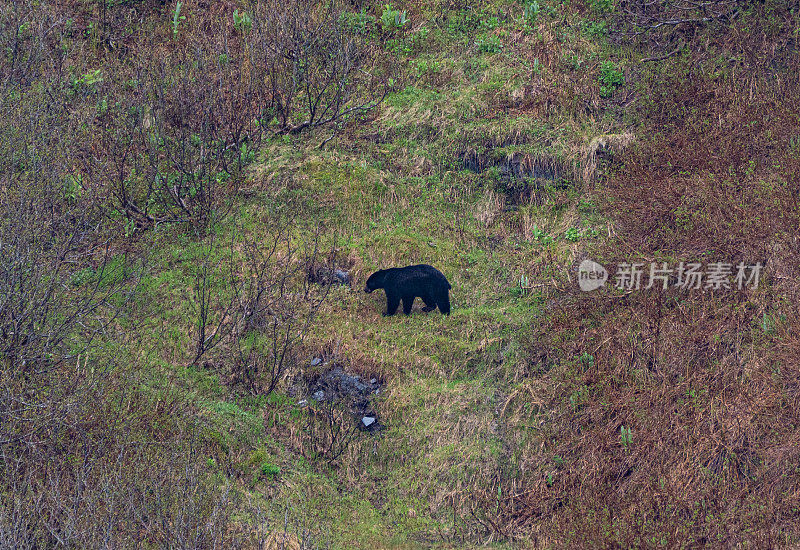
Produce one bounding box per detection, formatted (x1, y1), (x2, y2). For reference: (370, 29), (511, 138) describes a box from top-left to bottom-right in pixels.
(641, 47), (682, 63)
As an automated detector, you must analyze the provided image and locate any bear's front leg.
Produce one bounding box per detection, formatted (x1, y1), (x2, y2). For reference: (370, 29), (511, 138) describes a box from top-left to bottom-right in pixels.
(402, 295), (415, 315)
(384, 293), (400, 316)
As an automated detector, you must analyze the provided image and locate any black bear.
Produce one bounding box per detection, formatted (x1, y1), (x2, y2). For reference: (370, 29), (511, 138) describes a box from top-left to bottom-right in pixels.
(364, 264), (451, 316)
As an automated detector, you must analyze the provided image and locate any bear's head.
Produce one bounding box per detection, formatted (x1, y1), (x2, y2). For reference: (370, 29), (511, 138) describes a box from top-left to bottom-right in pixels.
(364, 269), (387, 293)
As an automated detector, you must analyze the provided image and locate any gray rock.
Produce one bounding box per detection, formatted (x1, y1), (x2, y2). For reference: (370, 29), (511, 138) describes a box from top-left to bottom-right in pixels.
(297, 399), (308, 407)
(328, 367), (368, 394)
(342, 377), (368, 394)
(369, 378), (377, 385)
(362, 416), (376, 427)
(312, 390), (325, 401)
(310, 357), (322, 366)
(333, 269), (350, 285)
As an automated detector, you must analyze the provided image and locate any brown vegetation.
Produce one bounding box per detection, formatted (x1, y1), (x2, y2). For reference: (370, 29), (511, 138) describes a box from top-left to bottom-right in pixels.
(493, 4), (800, 545)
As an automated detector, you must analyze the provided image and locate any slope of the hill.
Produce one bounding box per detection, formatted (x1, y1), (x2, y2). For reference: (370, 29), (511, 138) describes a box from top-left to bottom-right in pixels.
(1, 0), (798, 548)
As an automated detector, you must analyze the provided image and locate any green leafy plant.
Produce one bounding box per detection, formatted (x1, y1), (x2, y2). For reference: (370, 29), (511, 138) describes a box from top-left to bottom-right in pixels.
(447, 11), (482, 36)
(565, 53), (583, 70)
(582, 19), (608, 37)
(409, 26), (431, 51)
(598, 60), (624, 97)
(239, 142), (255, 165)
(569, 385), (589, 408)
(590, 0), (615, 13)
(63, 173), (83, 203)
(524, 1), (541, 25)
(476, 34), (503, 53)
(411, 57), (442, 77)
(171, 1), (185, 38)
(511, 273), (531, 297)
(531, 224), (552, 243)
(481, 16), (500, 30)
(759, 312), (776, 335)
(70, 69), (103, 94)
(381, 4), (408, 31)
(620, 425), (633, 450)
(341, 9), (376, 35)
(788, 134), (800, 157)
(564, 227), (580, 241)
(260, 462), (280, 478)
(386, 38), (412, 54)
(96, 97), (108, 117)
(233, 9), (252, 35)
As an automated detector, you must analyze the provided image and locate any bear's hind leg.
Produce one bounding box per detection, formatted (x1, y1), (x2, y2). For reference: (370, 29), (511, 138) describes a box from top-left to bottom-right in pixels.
(384, 293), (400, 316)
(402, 295), (415, 315)
(435, 290), (450, 315)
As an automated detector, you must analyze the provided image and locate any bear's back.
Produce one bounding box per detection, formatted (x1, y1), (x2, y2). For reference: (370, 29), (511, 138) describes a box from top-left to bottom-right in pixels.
(392, 264), (451, 289)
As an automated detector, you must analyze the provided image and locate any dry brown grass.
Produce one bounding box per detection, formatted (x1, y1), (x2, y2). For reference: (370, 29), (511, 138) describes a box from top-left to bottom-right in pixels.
(484, 5), (800, 545)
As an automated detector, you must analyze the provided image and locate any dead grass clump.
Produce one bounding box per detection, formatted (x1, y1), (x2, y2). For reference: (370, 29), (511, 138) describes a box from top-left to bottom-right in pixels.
(582, 132), (634, 184)
(476, 189), (504, 227)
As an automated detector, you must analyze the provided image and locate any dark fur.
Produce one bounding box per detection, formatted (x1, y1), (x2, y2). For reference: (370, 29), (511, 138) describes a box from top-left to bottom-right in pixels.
(364, 264), (451, 316)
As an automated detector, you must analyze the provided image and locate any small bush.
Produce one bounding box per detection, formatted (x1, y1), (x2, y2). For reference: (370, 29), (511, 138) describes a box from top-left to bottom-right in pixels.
(564, 227), (580, 241)
(582, 19), (608, 37)
(590, 0), (615, 13)
(481, 16), (500, 30)
(260, 462), (281, 478)
(381, 4), (408, 31)
(233, 9), (252, 34)
(476, 34), (503, 53)
(598, 60), (624, 97)
(341, 9), (376, 35)
(524, 1), (541, 25)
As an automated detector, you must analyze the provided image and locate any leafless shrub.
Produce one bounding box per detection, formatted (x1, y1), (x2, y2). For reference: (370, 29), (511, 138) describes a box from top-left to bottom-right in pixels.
(231, 226), (332, 396)
(0, 393), (255, 548)
(0, 54), (131, 441)
(300, 399), (358, 464)
(617, 0), (745, 35)
(0, 1), (67, 87)
(0, 1), (350, 546)
(104, 48), (261, 233)
(95, 0), (386, 234)
(249, 0), (388, 136)
(190, 219), (333, 398)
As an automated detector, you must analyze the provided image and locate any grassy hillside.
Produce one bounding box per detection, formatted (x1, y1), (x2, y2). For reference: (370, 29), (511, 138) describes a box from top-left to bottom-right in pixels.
(1, 0), (799, 547)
